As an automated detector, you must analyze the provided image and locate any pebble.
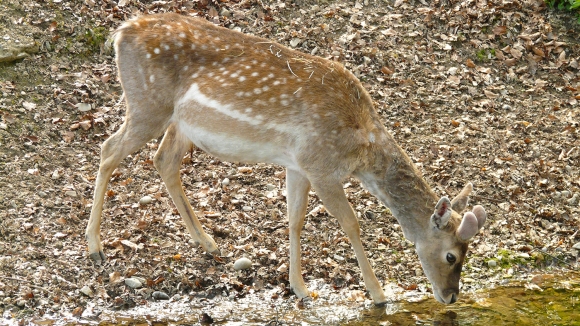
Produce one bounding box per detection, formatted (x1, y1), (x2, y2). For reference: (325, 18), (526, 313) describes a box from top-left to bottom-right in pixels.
(414, 268), (423, 276)
(80, 285), (93, 297)
(220, 8), (231, 17)
(222, 178), (230, 186)
(64, 190), (77, 197)
(487, 260), (497, 268)
(124, 277), (143, 289)
(265, 184), (276, 191)
(572, 242), (580, 250)
(502, 104), (512, 110)
(242, 206), (252, 212)
(152, 291), (170, 300)
(139, 195), (153, 205)
(37, 191), (47, 198)
(233, 257), (252, 271)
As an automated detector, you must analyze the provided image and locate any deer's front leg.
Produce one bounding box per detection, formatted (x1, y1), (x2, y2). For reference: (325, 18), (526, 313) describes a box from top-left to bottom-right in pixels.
(311, 180), (387, 305)
(154, 124), (219, 255)
(286, 169), (312, 298)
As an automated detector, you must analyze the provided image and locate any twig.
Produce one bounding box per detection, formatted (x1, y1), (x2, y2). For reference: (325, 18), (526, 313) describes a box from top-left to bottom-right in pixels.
(471, 194), (503, 204)
(0, 276), (50, 292)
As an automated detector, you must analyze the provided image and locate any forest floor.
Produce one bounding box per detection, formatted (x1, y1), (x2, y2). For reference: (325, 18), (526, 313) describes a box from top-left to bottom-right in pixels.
(0, 0), (579, 324)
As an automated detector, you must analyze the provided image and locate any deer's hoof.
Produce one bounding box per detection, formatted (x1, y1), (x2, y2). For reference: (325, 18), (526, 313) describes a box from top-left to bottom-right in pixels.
(89, 251), (106, 263)
(373, 300), (389, 307)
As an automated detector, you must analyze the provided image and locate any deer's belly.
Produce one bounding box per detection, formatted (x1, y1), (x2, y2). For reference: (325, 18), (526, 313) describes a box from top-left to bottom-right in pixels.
(177, 120), (298, 169)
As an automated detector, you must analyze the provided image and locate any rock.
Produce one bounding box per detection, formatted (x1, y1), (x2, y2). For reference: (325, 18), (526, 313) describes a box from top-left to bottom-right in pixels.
(139, 195), (153, 205)
(124, 277), (143, 289)
(265, 184), (276, 191)
(242, 206), (252, 212)
(414, 268), (423, 276)
(290, 38), (302, 47)
(487, 260), (497, 268)
(222, 178), (230, 186)
(233, 257), (252, 271)
(80, 285), (93, 297)
(572, 242), (580, 250)
(220, 8), (231, 17)
(152, 291), (170, 300)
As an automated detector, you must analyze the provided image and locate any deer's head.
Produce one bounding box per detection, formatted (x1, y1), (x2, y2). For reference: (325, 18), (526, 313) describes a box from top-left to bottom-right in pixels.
(414, 183), (486, 304)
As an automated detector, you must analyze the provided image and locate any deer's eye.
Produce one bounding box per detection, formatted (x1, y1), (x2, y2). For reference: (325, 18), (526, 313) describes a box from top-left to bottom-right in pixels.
(446, 253), (456, 264)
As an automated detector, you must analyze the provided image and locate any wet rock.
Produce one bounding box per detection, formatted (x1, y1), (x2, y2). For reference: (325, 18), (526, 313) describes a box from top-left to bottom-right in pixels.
(139, 195), (153, 205)
(79, 285), (94, 297)
(125, 277), (143, 289)
(152, 291), (170, 300)
(200, 312), (214, 324)
(233, 257), (252, 270)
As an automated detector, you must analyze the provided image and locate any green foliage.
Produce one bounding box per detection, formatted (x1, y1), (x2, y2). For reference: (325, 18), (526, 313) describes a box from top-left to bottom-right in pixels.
(475, 48), (496, 62)
(546, 0), (580, 23)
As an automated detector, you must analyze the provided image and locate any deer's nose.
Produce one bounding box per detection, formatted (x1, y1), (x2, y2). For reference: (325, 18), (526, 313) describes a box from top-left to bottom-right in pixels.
(449, 293), (457, 304)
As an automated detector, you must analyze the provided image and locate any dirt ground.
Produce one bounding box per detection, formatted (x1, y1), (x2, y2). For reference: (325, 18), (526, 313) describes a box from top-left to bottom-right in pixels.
(0, 0), (579, 323)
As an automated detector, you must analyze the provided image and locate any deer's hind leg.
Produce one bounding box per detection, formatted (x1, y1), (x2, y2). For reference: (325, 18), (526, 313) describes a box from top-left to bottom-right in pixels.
(153, 123), (219, 254)
(86, 114), (169, 263)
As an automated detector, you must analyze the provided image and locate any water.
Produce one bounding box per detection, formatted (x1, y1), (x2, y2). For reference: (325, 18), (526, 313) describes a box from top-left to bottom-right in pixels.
(23, 272), (580, 325)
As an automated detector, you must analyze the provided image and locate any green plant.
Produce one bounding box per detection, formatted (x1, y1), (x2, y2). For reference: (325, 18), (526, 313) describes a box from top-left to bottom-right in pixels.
(546, 0), (580, 23)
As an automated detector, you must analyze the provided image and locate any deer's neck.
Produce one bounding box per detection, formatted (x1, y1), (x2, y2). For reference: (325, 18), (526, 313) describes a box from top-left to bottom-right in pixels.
(356, 133), (438, 243)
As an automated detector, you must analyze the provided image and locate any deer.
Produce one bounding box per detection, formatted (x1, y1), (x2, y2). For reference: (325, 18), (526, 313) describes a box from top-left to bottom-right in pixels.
(85, 13), (487, 305)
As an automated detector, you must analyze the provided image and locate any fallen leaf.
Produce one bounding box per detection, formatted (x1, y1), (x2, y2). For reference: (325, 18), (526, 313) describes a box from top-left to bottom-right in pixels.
(493, 26), (507, 35)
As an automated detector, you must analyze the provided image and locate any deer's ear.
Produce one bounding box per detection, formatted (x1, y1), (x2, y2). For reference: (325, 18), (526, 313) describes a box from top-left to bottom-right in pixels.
(450, 182), (473, 212)
(431, 197), (452, 229)
(472, 205), (487, 229)
(457, 212), (479, 241)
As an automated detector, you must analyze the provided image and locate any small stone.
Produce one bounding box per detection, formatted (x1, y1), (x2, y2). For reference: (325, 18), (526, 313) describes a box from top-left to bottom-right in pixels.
(152, 291), (170, 300)
(38, 191), (47, 198)
(222, 178), (230, 186)
(333, 254), (345, 261)
(51, 170), (60, 179)
(567, 194), (578, 206)
(139, 196), (153, 205)
(124, 278), (143, 289)
(220, 8), (231, 17)
(414, 268), (423, 276)
(487, 260), (497, 268)
(290, 38), (302, 47)
(502, 104), (512, 110)
(561, 190), (570, 198)
(233, 257), (252, 271)
(64, 190), (77, 197)
(265, 184), (276, 191)
(80, 285), (93, 297)
(572, 242), (580, 250)
(242, 206), (252, 212)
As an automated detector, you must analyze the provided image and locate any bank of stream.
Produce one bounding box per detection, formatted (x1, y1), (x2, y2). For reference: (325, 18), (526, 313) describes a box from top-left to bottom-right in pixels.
(19, 272), (579, 326)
